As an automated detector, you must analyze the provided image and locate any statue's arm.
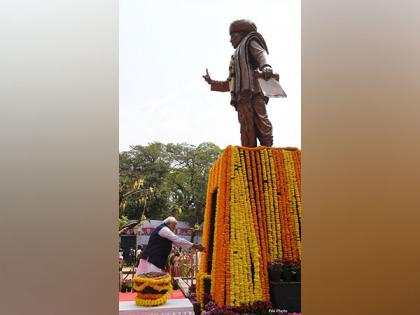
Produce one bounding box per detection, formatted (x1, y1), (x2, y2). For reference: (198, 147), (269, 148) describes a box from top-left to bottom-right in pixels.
(250, 40), (271, 69)
(250, 40), (273, 79)
(210, 80), (230, 92)
(203, 68), (230, 92)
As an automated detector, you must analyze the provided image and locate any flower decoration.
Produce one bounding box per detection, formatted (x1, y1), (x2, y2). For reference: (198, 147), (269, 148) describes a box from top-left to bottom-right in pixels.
(198, 146), (301, 308)
(132, 272), (172, 307)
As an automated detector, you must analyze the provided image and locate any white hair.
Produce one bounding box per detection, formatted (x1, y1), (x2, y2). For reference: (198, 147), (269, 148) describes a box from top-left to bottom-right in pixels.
(163, 216), (177, 225)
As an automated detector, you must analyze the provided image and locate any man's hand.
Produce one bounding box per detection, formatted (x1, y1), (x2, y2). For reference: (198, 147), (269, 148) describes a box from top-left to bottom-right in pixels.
(262, 65), (273, 80)
(202, 68), (213, 85)
(192, 243), (205, 252)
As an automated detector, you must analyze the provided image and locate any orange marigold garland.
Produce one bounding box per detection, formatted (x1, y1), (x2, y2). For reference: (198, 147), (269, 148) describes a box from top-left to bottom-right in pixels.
(223, 147), (232, 306)
(276, 149), (297, 261)
(291, 150), (302, 196)
(272, 149), (290, 261)
(211, 150), (229, 306)
(291, 149), (302, 241)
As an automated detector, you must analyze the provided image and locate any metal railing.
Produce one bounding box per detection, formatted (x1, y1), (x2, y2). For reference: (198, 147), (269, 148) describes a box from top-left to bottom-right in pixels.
(169, 249), (199, 290)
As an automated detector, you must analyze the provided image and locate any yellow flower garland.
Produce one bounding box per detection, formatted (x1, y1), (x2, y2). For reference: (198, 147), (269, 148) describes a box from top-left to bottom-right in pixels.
(132, 273), (172, 307)
(239, 149), (262, 302)
(196, 271), (211, 308)
(135, 295), (168, 307)
(261, 149), (276, 260)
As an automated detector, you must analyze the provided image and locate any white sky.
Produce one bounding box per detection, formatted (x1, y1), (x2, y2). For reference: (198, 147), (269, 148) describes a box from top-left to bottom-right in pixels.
(120, 0), (300, 152)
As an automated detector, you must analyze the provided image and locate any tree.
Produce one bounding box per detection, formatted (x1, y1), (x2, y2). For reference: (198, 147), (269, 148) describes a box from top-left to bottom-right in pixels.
(119, 142), (171, 220)
(166, 142), (221, 225)
(119, 142), (222, 226)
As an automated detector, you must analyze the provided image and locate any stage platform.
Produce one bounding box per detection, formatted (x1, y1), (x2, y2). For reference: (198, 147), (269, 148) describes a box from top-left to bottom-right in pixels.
(119, 298), (194, 315)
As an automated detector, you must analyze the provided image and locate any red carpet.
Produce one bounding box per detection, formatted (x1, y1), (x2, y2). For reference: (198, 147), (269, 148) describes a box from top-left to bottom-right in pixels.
(119, 290), (185, 301)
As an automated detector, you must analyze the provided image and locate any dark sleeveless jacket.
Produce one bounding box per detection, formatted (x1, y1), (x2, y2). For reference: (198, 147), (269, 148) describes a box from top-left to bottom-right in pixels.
(140, 223), (173, 269)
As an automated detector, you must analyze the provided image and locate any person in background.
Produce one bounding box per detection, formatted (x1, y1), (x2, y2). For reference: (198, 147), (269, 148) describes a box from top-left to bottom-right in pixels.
(135, 216), (205, 275)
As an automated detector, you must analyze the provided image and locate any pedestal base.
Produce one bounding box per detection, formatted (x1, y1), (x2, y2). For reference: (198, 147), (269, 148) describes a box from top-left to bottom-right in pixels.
(119, 298), (194, 315)
(269, 281), (301, 313)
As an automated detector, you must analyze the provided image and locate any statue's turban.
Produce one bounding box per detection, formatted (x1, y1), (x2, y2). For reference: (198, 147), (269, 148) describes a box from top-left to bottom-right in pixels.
(229, 19), (257, 35)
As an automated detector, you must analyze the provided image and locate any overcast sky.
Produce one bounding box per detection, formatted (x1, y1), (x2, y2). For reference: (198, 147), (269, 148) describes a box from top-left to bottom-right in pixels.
(120, 0), (300, 152)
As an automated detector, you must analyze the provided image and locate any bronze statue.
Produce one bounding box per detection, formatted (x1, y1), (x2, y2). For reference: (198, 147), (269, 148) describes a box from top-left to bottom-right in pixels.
(203, 19), (284, 147)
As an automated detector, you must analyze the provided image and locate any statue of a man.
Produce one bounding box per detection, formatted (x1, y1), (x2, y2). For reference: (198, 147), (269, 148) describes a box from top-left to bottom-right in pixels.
(203, 19), (275, 147)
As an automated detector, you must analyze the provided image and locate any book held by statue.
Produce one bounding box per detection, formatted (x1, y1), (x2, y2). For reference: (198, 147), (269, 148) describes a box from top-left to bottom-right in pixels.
(255, 71), (287, 98)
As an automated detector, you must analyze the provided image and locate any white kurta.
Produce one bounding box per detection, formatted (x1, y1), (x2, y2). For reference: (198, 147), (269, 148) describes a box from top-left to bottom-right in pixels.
(135, 226), (193, 275)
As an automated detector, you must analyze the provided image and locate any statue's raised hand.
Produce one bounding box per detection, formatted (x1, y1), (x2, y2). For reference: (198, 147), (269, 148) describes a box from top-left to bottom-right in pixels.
(202, 68), (213, 84)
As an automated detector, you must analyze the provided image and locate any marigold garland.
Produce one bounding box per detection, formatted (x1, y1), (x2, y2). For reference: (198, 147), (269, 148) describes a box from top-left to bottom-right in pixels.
(136, 292), (165, 299)
(283, 150), (302, 259)
(223, 148), (232, 306)
(261, 149), (277, 260)
(246, 150), (268, 301)
(196, 271), (211, 308)
(132, 272), (172, 307)
(135, 296), (168, 307)
(276, 149), (298, 261)
(268, 150), (283, 259)
(211, 150), (229, 305)
(250, 150), (270, 301)
(198, 146), (301, 308)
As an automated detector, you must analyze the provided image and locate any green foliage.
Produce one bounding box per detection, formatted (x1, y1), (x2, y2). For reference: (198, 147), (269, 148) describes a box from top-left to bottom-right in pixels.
(119, 142), (222, 226)
(119, 215), (129, 230)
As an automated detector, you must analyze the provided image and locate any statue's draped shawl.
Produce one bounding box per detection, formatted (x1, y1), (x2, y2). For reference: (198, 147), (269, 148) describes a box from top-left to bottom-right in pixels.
(231, 31), (269, 105)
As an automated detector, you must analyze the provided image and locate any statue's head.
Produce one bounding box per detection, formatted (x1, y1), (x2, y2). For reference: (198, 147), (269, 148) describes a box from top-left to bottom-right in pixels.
(229, 19), (257, 48)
